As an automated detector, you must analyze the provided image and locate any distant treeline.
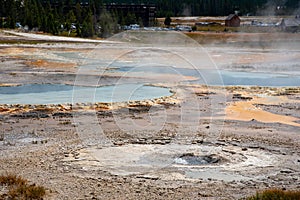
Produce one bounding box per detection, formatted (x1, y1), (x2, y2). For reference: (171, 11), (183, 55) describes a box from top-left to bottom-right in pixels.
(0, 0), (117, 37)
(102, 0), (300, 16)
(0, 0), (299, 37)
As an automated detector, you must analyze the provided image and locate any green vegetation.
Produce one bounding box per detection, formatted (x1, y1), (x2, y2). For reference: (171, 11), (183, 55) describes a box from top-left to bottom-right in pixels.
(0, 0), (120, 38)
(245, 189), (300, 200)
(0, 0), (299, 38)
(193, 24), (281, 33)
(164, 15), (171, 27)
(195, 25), (239, 32)
(99, 9), (118, 38)
(102, 0), (299, 17)
(0, 173), (46, 199)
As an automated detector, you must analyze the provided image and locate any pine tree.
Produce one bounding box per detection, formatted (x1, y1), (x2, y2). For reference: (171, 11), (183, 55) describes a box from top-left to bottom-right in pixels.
(81, 10), (94, 37)
(75, 2), (82, 24)
(164, 15), (171, 27)
(7, 0), (16, 28)
(125, 12), (136, 25)
(99, 9), (117, 38)
(24, 0), (33, 28)
(66, 10), (76, 30)
(47, 13), (58, 35)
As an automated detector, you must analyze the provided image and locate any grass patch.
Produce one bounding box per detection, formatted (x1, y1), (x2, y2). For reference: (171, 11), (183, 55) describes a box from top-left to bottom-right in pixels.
(0, 39), (41, 45)
(238, 26), (281, 33)
(196, 25), (238, 32)
(59, 31), (78, 37)
(0, 174), (27, 186)
(245, 189), (300, 200)
(0, 173), (46, 199)
(194, 24), (281, 33)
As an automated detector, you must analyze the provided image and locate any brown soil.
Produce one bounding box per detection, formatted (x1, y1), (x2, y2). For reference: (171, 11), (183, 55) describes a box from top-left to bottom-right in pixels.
(26, 59), (76, 69)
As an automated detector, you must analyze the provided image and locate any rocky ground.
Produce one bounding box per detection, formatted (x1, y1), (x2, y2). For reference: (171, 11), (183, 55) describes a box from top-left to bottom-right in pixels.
(0, 30), (299, 199)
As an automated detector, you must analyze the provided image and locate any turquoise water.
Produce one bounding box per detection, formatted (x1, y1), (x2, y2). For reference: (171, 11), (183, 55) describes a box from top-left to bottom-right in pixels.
(114, 66), (300, 87)
(0, 84), (172, 105)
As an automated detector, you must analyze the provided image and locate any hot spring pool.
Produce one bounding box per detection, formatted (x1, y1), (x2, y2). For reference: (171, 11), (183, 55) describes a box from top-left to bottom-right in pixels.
(0, 84), (172, 105)
(113, 66), (300, 87)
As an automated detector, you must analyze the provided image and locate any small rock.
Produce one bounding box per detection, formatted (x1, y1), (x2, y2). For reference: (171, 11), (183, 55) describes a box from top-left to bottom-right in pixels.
(222, 148), (236, 154)
(113, 141), (124, 146)
(280, 169), (293, 174)
(196, 140), (203, 144)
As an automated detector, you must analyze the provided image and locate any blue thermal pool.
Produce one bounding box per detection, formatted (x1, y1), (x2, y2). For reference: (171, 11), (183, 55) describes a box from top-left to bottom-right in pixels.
(0, 84), (172, 105)
(113, 66), (300, 87)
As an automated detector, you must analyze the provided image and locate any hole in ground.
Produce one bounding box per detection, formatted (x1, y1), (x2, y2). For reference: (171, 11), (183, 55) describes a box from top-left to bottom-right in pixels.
(174, 153), (222, 165)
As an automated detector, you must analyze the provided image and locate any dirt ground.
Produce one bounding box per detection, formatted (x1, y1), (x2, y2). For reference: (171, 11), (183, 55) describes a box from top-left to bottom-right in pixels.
(0, 30), (299, 199)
